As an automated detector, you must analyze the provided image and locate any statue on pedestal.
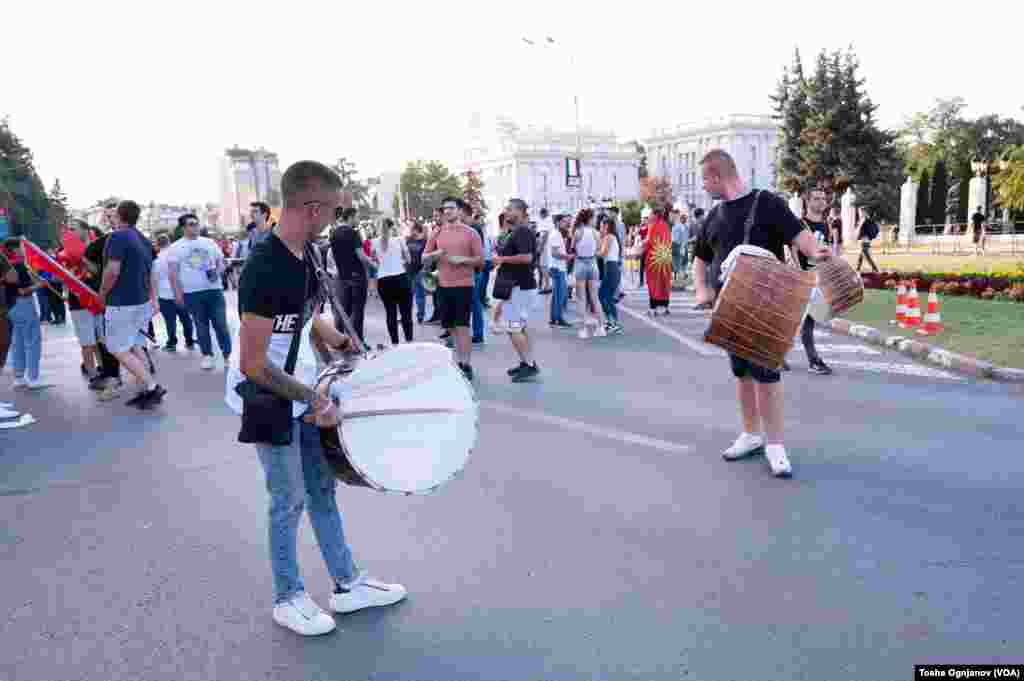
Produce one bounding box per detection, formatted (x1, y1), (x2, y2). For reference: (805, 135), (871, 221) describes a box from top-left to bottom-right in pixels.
(945, 180), (961, 234)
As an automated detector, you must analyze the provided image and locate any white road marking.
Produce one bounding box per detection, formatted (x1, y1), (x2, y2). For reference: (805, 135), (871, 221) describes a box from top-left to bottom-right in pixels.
(480, 401), (692, 454)
(812, 344), (882, 356)
(618, 305), (725, 357)
(827, 359), (964, 381)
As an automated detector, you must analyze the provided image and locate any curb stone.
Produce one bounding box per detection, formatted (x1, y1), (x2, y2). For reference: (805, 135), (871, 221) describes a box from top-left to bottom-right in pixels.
(828, 318), (1019, 382)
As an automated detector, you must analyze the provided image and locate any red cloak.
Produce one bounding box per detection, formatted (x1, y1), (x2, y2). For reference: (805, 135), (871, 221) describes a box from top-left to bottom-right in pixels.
(644, 217), (673, 307)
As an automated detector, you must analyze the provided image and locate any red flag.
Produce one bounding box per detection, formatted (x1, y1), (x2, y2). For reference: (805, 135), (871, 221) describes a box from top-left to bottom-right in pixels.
(21, 239), (105, 314)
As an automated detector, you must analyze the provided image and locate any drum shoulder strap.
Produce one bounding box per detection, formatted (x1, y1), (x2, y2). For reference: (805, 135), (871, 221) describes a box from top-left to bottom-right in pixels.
(741, 190), (762, 246)
(284, 248), (311, 376)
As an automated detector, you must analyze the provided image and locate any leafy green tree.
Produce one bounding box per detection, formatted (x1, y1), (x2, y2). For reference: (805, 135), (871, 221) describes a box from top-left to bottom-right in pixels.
(994, 145), (1024, 213)
(770, 48), (810, 194)
(330, 157), (370, 214)
(929, 159), (948, 225)
(462, 170), (487, 216)
(399, 161), (463, 220)
(0, 117), (55, 245)
(619, 200), (643, 227)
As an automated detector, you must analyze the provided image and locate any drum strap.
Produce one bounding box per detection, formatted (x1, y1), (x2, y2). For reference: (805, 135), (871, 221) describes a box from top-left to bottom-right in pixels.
(284, 249), (312, 376)
(741, 190), (762, 246)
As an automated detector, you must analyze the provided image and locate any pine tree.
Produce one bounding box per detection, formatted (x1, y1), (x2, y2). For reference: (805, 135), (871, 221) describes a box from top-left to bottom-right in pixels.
(929, 159), (948, 225)
(771, 48), (809, 193)
(0, 117), (54, 244)
(915, 168), (930, 227)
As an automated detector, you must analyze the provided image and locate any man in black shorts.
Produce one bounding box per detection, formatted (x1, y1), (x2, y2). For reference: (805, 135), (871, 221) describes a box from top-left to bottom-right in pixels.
(692, 150), (828, 478)
(424, 197), (483, 380)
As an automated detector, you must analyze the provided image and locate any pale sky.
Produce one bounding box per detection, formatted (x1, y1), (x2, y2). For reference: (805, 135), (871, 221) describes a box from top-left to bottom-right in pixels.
(6, 0), (1021, 209)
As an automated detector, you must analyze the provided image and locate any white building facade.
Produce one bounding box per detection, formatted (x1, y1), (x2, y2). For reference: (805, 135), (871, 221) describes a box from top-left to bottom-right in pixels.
(643, 114), (779, 212)
(460, 115), (641, 225)
(219, 146), (282, 229)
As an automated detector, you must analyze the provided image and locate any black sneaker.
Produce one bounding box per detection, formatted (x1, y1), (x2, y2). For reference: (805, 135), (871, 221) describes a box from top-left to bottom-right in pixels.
(125, 390), (150, 407)
(472, 337), (485, 346)
(507, 362), (529, 376)
(88, 375), (107, 391)
(459, 363), (474, 381)
(439, 331), (451, 340)
(512, 363), (539, 383)
(554, 320), (573, 329)
(80, 363), (90, 377)
(808, 359), (833, 376)
(185, 342), (196, 351)
(135, 385), (167, 409)
(162, 344), (177, 353)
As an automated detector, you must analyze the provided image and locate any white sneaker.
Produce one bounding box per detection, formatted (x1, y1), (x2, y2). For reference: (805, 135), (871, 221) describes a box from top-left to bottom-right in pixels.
(12, 378), (28, 390)
(329, 573), (407, 615)
(722, 432), (764, 461)
(26, 378), (53, 390)
(272, 592), (336, 636)
(200, 356), (214, 371)
(0, 407), (20, 419)
(765, 444), (793, 477)
(593, 324), (608, 337)
(577, 326), (590, 340)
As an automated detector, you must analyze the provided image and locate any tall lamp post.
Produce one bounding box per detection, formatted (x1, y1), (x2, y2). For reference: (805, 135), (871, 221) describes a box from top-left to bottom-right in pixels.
(522, 35), (581, 211)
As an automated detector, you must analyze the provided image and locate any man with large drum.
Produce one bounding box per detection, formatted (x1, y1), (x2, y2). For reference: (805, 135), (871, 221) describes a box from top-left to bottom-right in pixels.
(227, 160), (406, 636)
(692, 150), (829, 478)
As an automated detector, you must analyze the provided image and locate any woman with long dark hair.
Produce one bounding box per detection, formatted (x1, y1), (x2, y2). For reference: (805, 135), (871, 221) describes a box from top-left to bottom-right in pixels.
(571, 209), (607, 339)
(597, 215), (623, 335)
(372, 218), (414, 344)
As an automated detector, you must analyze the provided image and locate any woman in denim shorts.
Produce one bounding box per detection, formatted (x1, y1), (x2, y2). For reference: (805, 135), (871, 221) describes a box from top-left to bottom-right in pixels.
(571, 209), (607, 339)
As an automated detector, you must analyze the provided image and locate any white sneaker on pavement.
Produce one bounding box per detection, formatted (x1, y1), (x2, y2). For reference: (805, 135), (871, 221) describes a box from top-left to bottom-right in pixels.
(12, 378), (28, 390)
(0, 407), (21, 419)
(272, 592), (336, 636)
(26, 378), (53, 390)
(765, 444), (793, 477)
(722, 432), (765, 461)
(0, 414), (35, 429)
(200, 356), (214, 371)
(593, 324), (608, 337)
(329, 573), (407, 615)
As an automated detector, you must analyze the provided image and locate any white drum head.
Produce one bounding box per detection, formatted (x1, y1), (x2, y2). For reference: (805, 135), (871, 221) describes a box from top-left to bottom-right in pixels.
(340, 343), (477, 494)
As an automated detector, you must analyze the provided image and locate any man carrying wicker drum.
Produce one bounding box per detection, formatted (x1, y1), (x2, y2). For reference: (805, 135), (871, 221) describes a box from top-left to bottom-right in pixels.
(692, 150), (829, 477)
(227, 161), (407, 636)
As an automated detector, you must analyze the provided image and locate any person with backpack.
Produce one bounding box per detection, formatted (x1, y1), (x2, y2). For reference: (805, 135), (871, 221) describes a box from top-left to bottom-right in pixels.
(855, 209), (880, 273)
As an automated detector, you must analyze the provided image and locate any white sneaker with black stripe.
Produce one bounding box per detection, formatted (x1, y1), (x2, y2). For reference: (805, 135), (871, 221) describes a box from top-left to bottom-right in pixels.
(329, 572), (407, 614)
(272, 592), (336, 636)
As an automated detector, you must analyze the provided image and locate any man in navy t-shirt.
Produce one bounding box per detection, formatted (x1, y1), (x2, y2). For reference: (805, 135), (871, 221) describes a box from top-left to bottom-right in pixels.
(97, 200), (164, 408)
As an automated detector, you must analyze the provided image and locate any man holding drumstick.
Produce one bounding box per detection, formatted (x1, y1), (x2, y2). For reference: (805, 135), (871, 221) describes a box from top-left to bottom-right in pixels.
(692, 150), (829, 477)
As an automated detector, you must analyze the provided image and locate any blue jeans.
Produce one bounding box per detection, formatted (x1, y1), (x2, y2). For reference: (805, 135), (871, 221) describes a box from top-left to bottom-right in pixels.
(549, 268), (568, 323)
(255, 420), (357, 604)
(412, 271), (427, 322)
(480, 261), (493, 304)
(599, 261), (621, 323)
(35, 289), (50, 323)
(183, 289), (231, 358)
(9, 297), (42, 381)
(471, 270), (486, 340)
(158, 297), (194, 348)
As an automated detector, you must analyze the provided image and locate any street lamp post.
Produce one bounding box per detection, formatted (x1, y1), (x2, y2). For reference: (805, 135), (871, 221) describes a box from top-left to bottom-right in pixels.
(522, 35), (581, 212)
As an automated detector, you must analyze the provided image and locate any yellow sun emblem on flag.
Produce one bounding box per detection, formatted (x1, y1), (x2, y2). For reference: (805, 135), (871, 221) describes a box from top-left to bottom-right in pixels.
(649, 241), (673, 273)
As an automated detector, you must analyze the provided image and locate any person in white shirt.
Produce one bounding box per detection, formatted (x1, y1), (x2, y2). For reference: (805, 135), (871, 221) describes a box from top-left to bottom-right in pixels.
(371, 218), (413, 344)
(152, 235), (195, 352)
(536, 208), (554, 293)
(546, 216), (572, 328)
(168, 213), (231, 370)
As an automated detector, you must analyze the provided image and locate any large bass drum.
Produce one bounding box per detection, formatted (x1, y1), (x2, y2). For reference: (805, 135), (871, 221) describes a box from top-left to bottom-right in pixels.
(704, 253), (816, 370)
(316, 343), (478, 495)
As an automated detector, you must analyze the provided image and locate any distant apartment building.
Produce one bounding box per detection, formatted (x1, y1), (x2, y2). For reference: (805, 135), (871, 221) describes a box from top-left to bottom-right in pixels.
(219, 146), (282, 229)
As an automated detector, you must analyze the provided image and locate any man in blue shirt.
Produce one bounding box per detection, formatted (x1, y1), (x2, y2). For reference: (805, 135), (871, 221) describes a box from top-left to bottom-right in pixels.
(670, 208), (690, 284)
(98, 200), (164, 408)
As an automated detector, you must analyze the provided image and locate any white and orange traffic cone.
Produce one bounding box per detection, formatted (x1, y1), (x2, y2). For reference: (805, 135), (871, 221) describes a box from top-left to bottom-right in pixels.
(900, 283), (921, 330)
(891, 281), (906, 325)
(917, 286), (945, 336)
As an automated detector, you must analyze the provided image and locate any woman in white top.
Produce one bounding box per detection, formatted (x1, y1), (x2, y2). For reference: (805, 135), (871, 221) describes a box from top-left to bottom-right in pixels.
(570, 209), (607, 339)
(597, 215), (623, 335)
(371, 219), (413, 344)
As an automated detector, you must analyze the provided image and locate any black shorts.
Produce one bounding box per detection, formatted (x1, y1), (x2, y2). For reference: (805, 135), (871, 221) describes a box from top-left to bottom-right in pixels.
(437, 286), (473, 329)
(729, 354), (781, 384)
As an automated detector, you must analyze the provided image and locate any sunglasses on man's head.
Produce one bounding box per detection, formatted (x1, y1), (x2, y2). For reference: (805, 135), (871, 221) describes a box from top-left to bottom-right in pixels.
(186, 220), (199, 227)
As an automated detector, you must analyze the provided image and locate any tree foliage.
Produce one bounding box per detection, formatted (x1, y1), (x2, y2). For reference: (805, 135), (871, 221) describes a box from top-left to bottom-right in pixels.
(461, 170), (487, 217)
(330, 157), (370, 216)
(619, 200), (644, 227)
(771, 47), (903, 220)
(0, 117), (58, 246)
(399, 160), (463, 220)
(994, 145), (1024, 213)
(915, 168), (930, 227)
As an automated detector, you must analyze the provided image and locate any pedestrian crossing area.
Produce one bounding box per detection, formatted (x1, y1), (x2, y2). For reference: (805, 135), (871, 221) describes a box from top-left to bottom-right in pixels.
(617, 286), (965, 382)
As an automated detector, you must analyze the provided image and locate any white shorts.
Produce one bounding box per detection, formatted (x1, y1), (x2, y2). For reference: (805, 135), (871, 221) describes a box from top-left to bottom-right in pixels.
(502, 287), (539, 333)
(104, 303), (152, 353)
(71, 309), (102, 346)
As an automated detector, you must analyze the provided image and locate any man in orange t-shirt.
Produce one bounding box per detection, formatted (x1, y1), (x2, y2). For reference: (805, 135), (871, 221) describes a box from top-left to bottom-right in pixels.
(424, 197), (483, 381)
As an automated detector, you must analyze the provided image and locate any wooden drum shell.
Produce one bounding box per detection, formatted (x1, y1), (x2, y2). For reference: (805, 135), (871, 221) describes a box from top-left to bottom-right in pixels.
(816, 257), (864, 318)
(704, 255), (816, 370)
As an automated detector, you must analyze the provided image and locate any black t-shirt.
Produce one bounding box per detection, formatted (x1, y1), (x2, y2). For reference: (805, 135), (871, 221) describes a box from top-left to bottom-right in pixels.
(238, 234), (319, 324)
(971, 212), (985, 230)
(4, 263), (32, 305)
(496, 223), (537, 290)
(330, 224), (366, 282)
(797, 220), (827, 270)
(691, 190), (804, 291)
(406, 238), (426, 274)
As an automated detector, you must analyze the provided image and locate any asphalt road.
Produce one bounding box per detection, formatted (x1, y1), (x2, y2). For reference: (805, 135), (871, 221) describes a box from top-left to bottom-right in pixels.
(1, 287), (1022, 681)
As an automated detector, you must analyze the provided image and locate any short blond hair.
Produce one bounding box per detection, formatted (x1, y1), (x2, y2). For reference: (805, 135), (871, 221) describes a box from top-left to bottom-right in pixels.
(700, 149), (738, 179)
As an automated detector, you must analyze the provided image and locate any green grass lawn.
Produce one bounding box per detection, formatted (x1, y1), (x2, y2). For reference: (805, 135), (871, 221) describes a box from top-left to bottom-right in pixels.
(842, 289), (1024, 369)
(839, 251), (1024, 275)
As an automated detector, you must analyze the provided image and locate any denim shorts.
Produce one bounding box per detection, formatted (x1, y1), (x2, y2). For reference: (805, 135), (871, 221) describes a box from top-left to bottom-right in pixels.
(574, 256), (598, 281)
(71, 309), (102, 346)
(104, 303), (151, 353)
(729, 354), (781, 384)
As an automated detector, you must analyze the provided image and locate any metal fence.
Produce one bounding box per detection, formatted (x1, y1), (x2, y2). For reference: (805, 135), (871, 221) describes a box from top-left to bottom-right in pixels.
(870, 222), (1024, 256)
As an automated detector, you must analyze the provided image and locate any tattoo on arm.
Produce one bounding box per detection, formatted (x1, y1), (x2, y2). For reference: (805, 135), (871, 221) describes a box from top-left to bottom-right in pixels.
(253, 364), (316, 404)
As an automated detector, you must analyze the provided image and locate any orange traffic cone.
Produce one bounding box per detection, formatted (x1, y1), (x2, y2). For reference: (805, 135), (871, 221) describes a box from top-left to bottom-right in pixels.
(917, 286), (945, 336)
(891, 281), (906, 325)
(901, 283), (921, 329)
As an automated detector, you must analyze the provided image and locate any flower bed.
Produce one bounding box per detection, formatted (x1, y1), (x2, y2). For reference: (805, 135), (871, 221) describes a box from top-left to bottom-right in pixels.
(863, 270), (1024, 302)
